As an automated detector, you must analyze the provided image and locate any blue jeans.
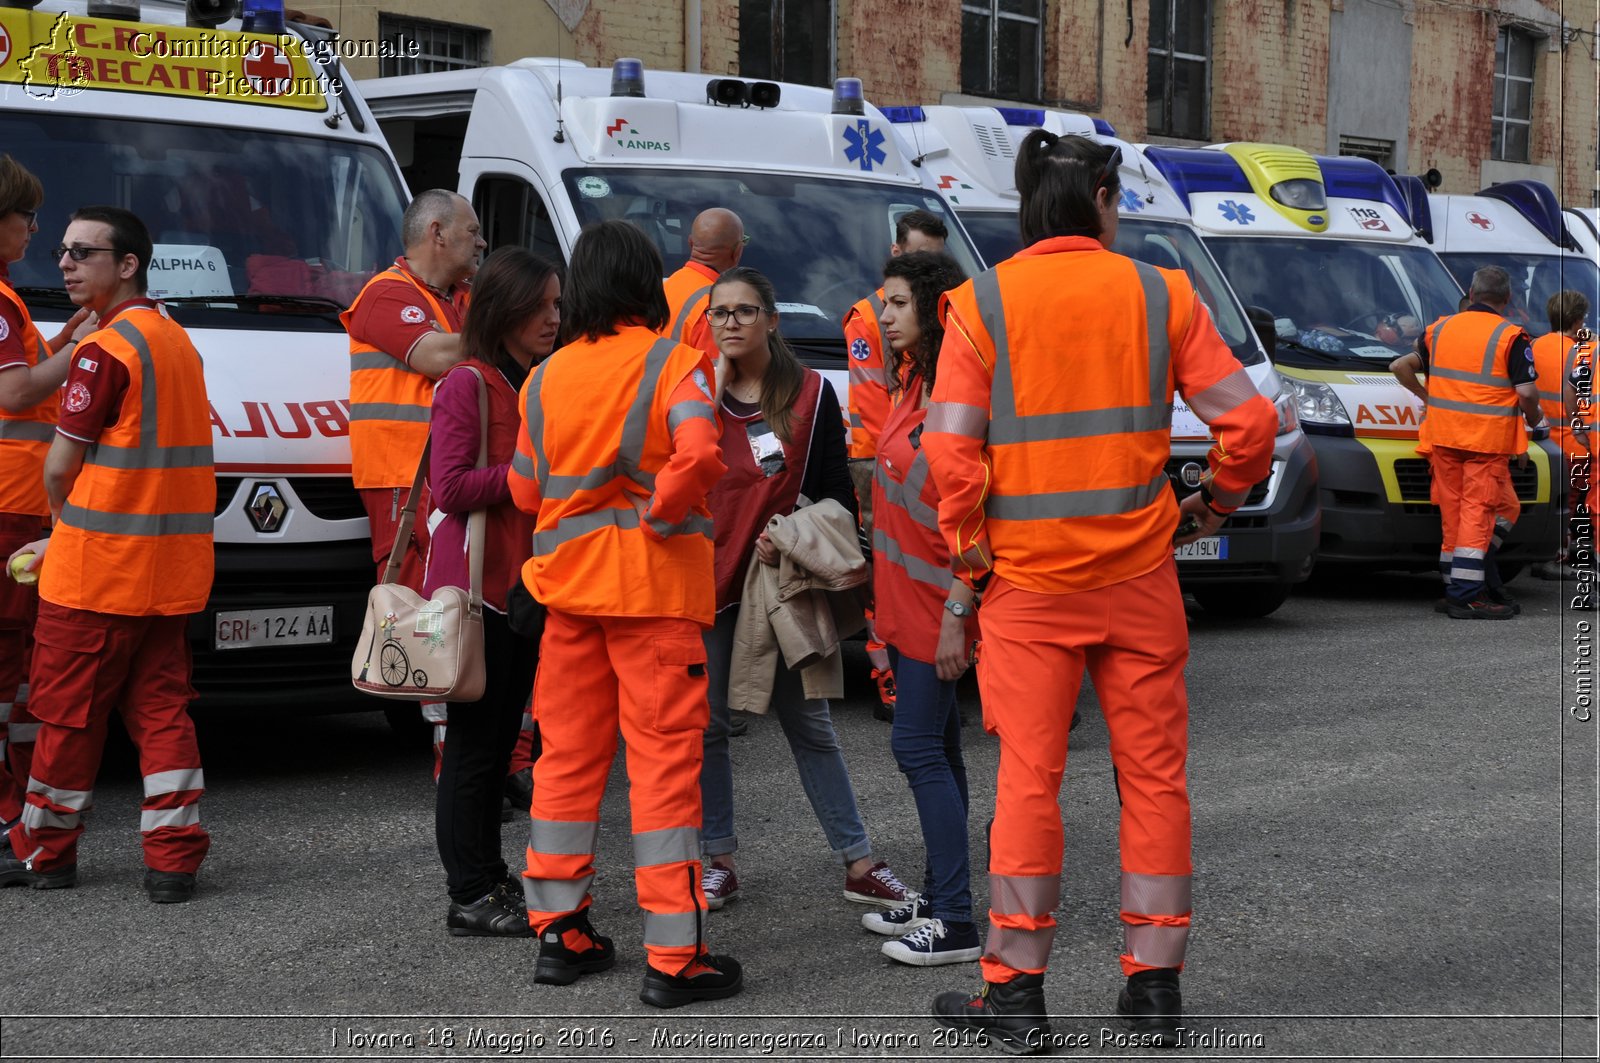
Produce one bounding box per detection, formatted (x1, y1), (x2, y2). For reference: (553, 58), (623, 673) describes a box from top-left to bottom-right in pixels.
(889, 648), (972, 923)
(700, 610), (873, 865)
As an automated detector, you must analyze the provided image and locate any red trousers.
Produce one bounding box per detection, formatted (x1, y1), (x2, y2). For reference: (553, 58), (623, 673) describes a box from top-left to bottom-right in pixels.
(1431, 447), (1516, 600)
(358, 485), (431, 590)
(524, 609), (712, 975)
(7, 601), (209, 873)
(976, 562), (1193, 983)
(0, 512), (47, 824)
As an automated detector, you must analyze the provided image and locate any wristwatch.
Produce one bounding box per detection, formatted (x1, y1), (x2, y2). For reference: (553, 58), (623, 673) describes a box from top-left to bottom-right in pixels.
(944, 599), (972, 618)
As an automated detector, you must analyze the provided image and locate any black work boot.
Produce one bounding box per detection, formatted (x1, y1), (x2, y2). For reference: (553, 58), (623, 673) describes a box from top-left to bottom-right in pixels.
(1116, 967), (1182, 1048)
(0, 855), (77, 890)
(933, 973), (1050, 1055)
(144, 870), (197, 904)
(533, 909), (615, 985)
(639, 952), (744, 1008)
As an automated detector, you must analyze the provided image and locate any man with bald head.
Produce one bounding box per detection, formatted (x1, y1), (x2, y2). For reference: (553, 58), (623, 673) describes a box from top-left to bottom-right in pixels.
(664, 208), (745, 359)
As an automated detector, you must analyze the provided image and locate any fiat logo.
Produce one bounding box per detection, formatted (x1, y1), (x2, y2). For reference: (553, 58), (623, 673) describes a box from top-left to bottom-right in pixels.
(1179, 463), (1205, 488)
(246, 482), (288, 533)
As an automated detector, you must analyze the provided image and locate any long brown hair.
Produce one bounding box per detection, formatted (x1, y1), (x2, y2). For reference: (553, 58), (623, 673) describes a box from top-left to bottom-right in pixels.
(882, 251), (967, 392)
(461, 246), (561, 378)
(712, 266), (806, 444)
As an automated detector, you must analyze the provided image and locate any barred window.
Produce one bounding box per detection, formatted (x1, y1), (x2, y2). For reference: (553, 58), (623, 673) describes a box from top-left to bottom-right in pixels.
(1492, 28), (1536, 163)
(379, 15), (488, 78)
(1147, 0), (1209, 140)
(738, 0), (836, 88)
(961, 0), (1043, 101)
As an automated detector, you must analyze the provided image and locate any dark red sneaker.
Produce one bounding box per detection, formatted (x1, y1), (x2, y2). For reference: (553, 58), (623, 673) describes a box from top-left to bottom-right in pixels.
(843, 860), (913, 907)
(1444, 596), (1515, 620)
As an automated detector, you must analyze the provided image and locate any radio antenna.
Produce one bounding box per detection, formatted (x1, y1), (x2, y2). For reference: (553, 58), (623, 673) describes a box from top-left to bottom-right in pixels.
(553, 28), (566, 143)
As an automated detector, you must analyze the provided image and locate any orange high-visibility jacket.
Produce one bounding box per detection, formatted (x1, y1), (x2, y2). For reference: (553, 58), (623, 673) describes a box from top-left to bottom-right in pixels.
(663, 262), (719, 361)
(42, 306), (214, 616)
(923, 236), (1276, 596)
(1532, 331), (1582, 456)
(843, 288), (892, 459)
(509, 327), (725, 623)
(0, 281), (57, 516)
(341, 266), (461, 490)
(1422, 310), (1527, 456)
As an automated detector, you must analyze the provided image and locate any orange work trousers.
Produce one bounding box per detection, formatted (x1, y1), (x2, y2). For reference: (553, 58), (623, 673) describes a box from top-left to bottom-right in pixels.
(1431, 447), (1515, 602)
(976, 561), (1192, 983)
(523, 608), (712, 976)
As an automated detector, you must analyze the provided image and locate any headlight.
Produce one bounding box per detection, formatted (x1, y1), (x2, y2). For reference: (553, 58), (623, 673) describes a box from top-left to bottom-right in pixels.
(1267, 371), (1298, 435)
(1283, 376), (1350, 427)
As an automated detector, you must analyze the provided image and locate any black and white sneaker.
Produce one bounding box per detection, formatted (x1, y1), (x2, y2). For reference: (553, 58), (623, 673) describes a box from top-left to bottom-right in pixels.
(861, 895), (931, 936)
(881, 918), (982, 966)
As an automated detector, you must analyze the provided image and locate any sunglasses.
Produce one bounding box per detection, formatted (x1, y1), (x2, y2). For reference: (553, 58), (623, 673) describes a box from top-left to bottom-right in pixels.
(53, 245), (120, 261)
(1095, 146), (1123, 192)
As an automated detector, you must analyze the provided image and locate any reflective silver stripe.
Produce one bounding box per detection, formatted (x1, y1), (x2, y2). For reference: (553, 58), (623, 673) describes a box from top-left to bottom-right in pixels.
(1208, 482), (1250, 509)
(0, 702), (9, 723)
(873, 528), (951, 591)
(1185, 368), (1260, 424)
(875, 456), (939, 532)
(975, 262), (1172, 448)
(59, 504), (213, 537)
(848, 412), (864, 429)
(16, 681), (27, 704)
(1427, 396), (1519, 418)
(1455, 547), (1486, 559)
(667, 398), (717, 434)
(529, 818), (598, 857)
(348, 402), (430, 423)
(1426, 315), (1514, 387)
(0, 740), (6, 759)
(631, 826), (699, 868)
(924, 401), (988, 439)
(534, 507), (636, 555)
(1121, 872), (1191, 916)
(643, 510), (715, 541)
(1123, 923), (1189, 968)
(984, 923), (1054, 970)
(0, 420), (56, 442)
(1537, 389), (1563, 404)
(642, 909), (704, 947)
(84, 443), (212, 470)
(510, 450), (536, 478)
(1480, 321), (1514, 377)
(1427, 364), (1515, 388)
(9, 722), (38, 744)
(985, 471), (1169, 521)
(671, 284), (712, 341)
(140, 804), (201, 831)
(26, 780), (93, 810)
(520, 711), (535, 732)
(350, 351), (422, 372)
(143, 768), (205, 797)
(21, 804), (78, 830)
(421, 702), (449, 723)
(527, 874), (592, 914)
(990, 873), (1060, 917)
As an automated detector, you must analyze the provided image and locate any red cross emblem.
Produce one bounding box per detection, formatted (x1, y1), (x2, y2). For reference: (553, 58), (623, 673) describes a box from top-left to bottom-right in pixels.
(241, 41), (293, 97)
(1466, 211), (1494, 231)
(0, 25), (12, 68)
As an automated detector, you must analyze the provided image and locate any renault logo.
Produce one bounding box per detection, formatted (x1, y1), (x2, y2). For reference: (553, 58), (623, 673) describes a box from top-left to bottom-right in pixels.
(246, 482), (288, 533)
(1179, 462), (1206, 488)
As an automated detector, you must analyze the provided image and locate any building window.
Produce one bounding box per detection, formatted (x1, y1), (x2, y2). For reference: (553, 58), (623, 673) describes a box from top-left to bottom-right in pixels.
(1147, 0), (1209, 140)
(961, 0), (1043, 100)
(739, 0), (835, 88)
(378, 15), (488, 77)
(1338, 135), (1396, 170)
(1492, 27), (1536, 163)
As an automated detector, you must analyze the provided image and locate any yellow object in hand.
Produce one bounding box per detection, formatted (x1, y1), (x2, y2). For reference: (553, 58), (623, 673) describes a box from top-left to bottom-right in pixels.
(9, 552), (37, 586)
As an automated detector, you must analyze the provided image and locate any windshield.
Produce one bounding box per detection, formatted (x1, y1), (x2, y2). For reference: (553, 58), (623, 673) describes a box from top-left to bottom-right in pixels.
(562, 168), (983, 348)
(1440, 252), (1600, 338)
(955, 211), (1263, 367)
(3, 114), (407, 329)
(1207, 237), (1463, 365)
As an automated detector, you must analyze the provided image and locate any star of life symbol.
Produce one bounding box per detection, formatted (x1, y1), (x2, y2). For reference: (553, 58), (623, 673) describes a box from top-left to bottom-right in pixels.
(1119, 187), (1145, 213)
(1218, 200), (1255, 225)
(850, 338), (871, 361)
(843, 120), (887, 172)
(400, 305), (426, 325)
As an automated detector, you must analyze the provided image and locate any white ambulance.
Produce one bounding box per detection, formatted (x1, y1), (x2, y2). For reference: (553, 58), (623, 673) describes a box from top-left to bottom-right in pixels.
(1566, 207), (1600, 267)
(360, 60), (985, 426)
(882, 104), (1318, 616)
(1, 0), (410, 706)
(1143, 143), (1561, 574)
(1425, 180), (1600, 335)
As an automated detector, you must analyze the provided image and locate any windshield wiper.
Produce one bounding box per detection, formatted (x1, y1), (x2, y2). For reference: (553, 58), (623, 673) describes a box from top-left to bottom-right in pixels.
(1275, 338), (1346, 364)
(160, 294), (347, 314)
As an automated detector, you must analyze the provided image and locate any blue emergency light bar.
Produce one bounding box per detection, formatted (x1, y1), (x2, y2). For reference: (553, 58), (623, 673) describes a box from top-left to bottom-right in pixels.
(881, 106), (926, 124)
(1477, 179), (1579, 251)
(1390, 174), (1434, 242)
(996, 108), (1045, 126)
(832, 78), (865, 116)
(1141, 146), (1251, 212)
(1092, 118), (1117, 137)
(1315, 156), (1411, 222)
(611, 58), (646, 98)
(240, 0), (285, 33)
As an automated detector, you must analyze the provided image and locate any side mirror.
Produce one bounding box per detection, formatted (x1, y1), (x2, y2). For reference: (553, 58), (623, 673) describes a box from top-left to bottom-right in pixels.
(1244, 305), (1276, 361)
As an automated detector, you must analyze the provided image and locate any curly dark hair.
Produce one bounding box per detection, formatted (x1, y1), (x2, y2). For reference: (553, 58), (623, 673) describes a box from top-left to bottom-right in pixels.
(882, 251), (967, 392)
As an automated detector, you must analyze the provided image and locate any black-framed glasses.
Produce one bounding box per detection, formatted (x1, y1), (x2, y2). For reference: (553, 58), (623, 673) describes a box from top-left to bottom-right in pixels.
(705, 305), (764, 327)
(13, 209), (37, 226)
(1095, 146), (1123, 192)
(53, 245), (119, 261)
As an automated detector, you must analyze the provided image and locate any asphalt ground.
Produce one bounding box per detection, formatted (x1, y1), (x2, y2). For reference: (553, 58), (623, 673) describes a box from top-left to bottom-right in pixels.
(0, 568), (1594, 1061)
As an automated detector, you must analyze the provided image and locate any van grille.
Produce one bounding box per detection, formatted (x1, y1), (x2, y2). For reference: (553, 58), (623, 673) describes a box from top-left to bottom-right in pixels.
(215, 476), (364, 521)
(1392, 458), (1538, 504)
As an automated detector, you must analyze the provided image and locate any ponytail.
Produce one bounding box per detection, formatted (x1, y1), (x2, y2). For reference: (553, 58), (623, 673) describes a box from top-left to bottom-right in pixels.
(1015, 130), (1120, 247)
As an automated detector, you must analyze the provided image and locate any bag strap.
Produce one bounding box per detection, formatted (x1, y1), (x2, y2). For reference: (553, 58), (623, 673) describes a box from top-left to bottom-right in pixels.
(380, 435), (432, 587)
(462, 366), (488, 618)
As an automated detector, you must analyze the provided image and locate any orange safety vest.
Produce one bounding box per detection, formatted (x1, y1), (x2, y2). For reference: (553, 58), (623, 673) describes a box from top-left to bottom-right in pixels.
(41, 306), (213, 617)
(662, 262), (719, 359)
(844, 288), (892, 459)
(940, 254), (1192, 593)
(341, 266), (461, 489)
(0, 281), (56, 516)
(1531, 331), (1582, 456)
(1422, 310), (1525, 456)
(510, 330), (717, 622)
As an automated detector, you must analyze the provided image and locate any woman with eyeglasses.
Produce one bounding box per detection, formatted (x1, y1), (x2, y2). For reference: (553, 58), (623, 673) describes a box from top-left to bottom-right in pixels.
(922, 132), (1277, 1053)
(0, 155), (91, 825)
(697, 265), (913, 916)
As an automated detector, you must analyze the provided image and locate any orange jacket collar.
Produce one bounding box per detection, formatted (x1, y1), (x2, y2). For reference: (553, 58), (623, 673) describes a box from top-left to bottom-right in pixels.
(1016, 236), (1105, 258)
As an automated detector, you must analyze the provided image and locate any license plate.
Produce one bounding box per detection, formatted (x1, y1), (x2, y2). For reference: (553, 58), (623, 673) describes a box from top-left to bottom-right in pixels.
(1174, 536), (1228, 560)
(214, 606), (334, 650)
